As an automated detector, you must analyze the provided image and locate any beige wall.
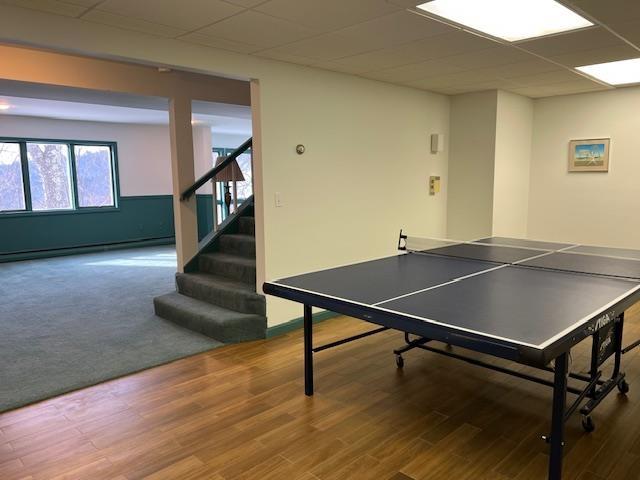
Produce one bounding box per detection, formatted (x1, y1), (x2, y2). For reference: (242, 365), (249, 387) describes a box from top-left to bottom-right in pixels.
(528, 87), (640, 248)
(447, 91), (497, 240)
(0, 4), (452, 326)
(0, 115), (213, 196)
(493, 91), (533, 238)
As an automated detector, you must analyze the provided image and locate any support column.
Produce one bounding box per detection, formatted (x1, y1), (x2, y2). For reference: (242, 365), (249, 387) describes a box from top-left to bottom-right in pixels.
(168, 95), (198, 271)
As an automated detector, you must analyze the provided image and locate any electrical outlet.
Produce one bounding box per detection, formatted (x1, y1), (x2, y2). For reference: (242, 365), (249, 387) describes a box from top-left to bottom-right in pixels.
(275, 192), (283, 207)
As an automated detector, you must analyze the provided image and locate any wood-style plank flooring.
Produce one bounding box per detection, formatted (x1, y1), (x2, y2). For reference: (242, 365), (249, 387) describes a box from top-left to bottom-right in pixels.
(2, 305), (640, 480)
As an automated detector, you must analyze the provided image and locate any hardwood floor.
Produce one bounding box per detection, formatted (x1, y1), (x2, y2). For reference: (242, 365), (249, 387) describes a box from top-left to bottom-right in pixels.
(2, 305), (640, 480)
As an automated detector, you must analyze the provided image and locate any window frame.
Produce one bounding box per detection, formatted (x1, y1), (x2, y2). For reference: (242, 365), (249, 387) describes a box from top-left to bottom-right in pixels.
(0, 137), (120, 216)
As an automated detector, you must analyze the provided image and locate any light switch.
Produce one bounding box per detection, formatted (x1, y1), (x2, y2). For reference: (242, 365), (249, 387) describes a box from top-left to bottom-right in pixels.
(429, 176), (441, 195)
(275, 192), (283, 207)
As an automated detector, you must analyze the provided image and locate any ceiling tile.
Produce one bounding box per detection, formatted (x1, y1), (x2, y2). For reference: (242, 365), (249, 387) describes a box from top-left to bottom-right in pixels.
(550, 44), (639, 67)
(393, 30), (499, 61)
(568, 0), (640, 26)
(254, 50), (319, 66)
(0, 0), (86, 16)
(222, 0), (267, 7)
(325, 48), (427, 74)
(487, 59), (566, 78)
(96, 0), (243, 31)
(179, 32), (261, 53)
(510, 81), (609, 98)
(439, 46), (534, 69)
(256, 31), (374, 61)
(333, 11), (454, 51)
(363, 60), (467, 83)
(83, 10), (186, 37)
(518, 27), (624, 56)
(63, 0), (101, 5)
(254, 0), (401, 32)
(507, 69), (586, 86)
(610, 20), (640, 48)
(195, 10), (316, 48)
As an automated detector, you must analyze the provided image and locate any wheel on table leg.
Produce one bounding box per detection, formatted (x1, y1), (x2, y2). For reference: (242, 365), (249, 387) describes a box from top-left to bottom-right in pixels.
(395, 355), (404, 369)
(618, 379), (630, 394)
(581, 415), (595, 433)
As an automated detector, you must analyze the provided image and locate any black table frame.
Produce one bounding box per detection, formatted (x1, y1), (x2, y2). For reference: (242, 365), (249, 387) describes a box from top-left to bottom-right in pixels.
(299, 303), (630, 480)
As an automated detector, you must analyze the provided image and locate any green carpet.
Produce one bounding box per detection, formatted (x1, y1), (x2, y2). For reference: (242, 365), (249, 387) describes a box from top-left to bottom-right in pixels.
(0, 246), (222, 413)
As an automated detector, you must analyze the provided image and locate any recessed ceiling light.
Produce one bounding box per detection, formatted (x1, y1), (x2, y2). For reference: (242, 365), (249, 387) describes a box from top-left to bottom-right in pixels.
(576, 58), (640, 86)
(415, 0), (593, 42)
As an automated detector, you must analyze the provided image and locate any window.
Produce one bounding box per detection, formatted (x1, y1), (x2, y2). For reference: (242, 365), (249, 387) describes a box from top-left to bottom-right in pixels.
(74, 145), (115, 208)
(0, 142), (25, 212)
(0, 138), (118, 214)
(27, 142), (74, 211)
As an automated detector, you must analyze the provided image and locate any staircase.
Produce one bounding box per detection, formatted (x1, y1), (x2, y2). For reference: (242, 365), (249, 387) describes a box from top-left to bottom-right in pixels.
(154, 201), (266, 343)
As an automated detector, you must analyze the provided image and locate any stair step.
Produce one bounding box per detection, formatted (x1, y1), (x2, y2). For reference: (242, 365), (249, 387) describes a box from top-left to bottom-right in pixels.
(154, 292), (266, 343)
(199, 252), (256, 284)
(238, 216), (255, 235)
(176, 272), (265, 315)
(219, 234), (255, 257)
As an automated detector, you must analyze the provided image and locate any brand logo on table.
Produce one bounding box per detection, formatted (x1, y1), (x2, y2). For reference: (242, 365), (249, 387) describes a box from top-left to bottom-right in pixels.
(594, 312), (614, 331)
(599, 335), (612, 354)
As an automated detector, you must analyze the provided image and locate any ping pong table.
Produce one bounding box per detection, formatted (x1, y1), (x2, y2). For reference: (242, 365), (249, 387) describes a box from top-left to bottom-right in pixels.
(263, 233), (640, 480)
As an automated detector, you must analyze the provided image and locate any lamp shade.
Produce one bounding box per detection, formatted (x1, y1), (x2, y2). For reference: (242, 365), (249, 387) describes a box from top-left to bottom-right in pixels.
(213, 155), (245, 182)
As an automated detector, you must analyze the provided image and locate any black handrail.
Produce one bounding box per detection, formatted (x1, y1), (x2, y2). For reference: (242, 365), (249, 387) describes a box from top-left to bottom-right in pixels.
(180, 137), (252, 200)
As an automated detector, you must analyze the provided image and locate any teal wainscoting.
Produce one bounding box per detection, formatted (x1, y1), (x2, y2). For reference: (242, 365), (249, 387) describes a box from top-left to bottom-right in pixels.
(0, 194), (218, 262)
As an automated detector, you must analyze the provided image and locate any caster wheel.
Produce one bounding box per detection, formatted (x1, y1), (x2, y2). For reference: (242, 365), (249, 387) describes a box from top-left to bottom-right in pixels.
(582, 415), (595, 433)
(396, 355), (404, 369)
(618, 379), (630, 394)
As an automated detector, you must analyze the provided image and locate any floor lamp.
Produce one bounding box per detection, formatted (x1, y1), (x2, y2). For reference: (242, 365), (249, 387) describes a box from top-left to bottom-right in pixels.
(213, 155), (245, 219)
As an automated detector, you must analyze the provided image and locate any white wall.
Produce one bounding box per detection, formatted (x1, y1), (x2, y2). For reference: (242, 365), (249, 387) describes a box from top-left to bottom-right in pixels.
(528, 87), (640, 248)
(0, 5), (451, 326)
(493, 91), (533, 238)
(212, 132), (251, 150)
(0, 115), (215, 196)
(447, 91), (497, 240)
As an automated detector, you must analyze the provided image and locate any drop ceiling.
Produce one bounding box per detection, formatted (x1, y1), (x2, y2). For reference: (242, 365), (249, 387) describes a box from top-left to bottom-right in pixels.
(1, 0), (639, 98)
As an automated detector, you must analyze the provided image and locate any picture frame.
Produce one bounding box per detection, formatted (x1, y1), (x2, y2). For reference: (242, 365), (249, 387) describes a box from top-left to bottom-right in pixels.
(568, 138), (610, 172)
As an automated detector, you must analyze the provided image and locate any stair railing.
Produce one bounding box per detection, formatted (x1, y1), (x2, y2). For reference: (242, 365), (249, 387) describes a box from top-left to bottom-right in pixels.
(181, 137), (252, 201)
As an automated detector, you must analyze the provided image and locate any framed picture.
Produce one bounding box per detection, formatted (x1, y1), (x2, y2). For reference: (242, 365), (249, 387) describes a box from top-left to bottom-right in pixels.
(568, 138), (610, 172)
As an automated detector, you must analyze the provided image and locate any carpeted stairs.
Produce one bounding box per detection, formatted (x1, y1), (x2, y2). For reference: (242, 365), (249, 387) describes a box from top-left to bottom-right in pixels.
(154, 212), (267, 343)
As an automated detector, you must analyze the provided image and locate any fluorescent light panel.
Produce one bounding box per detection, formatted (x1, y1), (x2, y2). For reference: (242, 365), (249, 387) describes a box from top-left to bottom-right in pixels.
(416, 0), (593, 42)
(576, 58), (640, 86)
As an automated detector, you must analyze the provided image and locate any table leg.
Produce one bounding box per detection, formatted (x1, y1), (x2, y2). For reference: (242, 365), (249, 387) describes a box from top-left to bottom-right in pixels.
(549, 352), (568, 480)
(304, 304), (314, 396)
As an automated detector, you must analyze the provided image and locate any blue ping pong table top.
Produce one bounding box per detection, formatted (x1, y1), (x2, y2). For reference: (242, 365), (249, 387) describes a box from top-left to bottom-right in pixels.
(264, 237), (640, 366)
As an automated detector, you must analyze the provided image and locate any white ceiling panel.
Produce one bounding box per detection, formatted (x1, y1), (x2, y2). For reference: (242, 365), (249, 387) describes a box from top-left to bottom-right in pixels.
(83, 9), (186, 37)
(0, 0), (86, 16)
(195, 11), (316, 49)
(333, 11), (454, 51)
(96, 0), (243, 31)
(550, 45), (640, 67)
(569, 0), (640, 26)
(486, 59), (564, 78)
(256, 31), (374, 61)
(507, 69), (587, 86)
(517, 27), (625, 57)
(362, 60), (467, 83)
(392, 30), (499, 61)
(438, 46), (533, 70)
(324, 48), (428, 74)
(178, 32), (262, 54)
(254, 0), (401, 32)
